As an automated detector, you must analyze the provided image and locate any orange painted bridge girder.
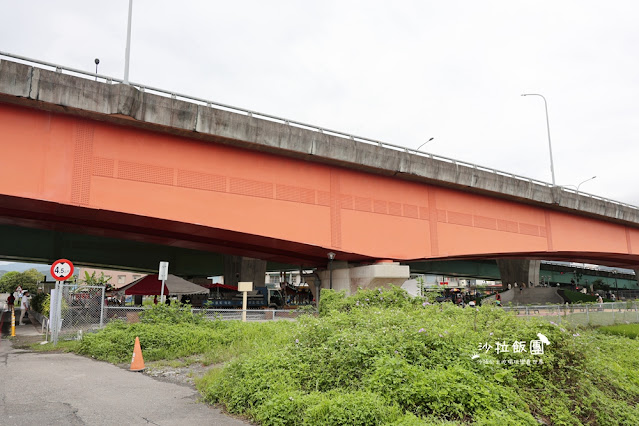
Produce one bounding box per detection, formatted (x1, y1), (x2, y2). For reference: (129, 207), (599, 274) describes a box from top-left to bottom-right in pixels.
(1, 102), (639, 267)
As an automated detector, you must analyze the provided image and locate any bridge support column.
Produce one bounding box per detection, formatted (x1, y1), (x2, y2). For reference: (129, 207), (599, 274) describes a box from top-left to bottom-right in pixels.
(223, 255), (267, 288)
(496, 259), (540, 289)
(317, 260), (410, 295)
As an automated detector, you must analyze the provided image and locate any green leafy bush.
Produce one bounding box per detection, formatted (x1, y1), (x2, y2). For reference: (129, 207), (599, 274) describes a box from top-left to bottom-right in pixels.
(74, 286), (639, 424)
(199, 288), (639, 425)
(138, 302), (205, 325)
(30, 292), (48, 315)
(77, 308), (295, 365)
(319, 285), (431, 316)
(562, 289), (598, 303)
(562, 289), (613, 303)
(32, 293), (65, 318)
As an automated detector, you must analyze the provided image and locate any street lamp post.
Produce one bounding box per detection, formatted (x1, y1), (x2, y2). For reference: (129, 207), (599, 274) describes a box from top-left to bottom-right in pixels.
(563, 176), (597, 209)
(416, 137), (434, 151)
(576, 176), (597, 192)
(123, 0), (133, 84)
(521, 94), (556, 186)
(576, 176), (596, 209)
(327, 252), (335, 290)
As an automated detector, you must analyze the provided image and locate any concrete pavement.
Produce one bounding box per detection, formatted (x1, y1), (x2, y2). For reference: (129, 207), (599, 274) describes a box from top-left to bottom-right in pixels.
(0, 309), (250, 426)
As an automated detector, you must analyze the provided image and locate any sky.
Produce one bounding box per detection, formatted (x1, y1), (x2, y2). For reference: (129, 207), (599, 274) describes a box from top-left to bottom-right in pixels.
(1, 1), (638, 205)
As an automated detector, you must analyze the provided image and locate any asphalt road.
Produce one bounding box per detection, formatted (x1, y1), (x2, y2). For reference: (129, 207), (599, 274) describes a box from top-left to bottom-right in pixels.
(0, 309), (250, 426)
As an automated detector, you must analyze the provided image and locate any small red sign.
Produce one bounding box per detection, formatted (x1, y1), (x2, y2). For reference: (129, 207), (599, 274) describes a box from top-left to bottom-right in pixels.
(51, 259), (74, 281)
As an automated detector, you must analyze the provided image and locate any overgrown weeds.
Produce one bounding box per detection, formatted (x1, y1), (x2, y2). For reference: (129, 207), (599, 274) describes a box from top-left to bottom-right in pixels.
(71, 288), (639, 424)
(199, 288), (639, 425)
(76, 303), (294, 365)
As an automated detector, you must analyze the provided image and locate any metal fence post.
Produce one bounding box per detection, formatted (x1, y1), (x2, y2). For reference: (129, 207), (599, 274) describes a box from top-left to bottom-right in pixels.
(586, 304), (590, 325)
(612, 303), (615, 324)
(51, 281), (59, 346)
(99, 286), (105, 328)
(57, 282), (64, 345)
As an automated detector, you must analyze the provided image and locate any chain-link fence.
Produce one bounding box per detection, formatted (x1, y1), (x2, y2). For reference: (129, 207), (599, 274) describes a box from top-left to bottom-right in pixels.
(50, 284), (105, 345)
(193, 308), (310, 322)
(99, 306), (312, 324)
(49, 297), (314, 345)
(103, 306), (146, 324)
(503, 302), (639, 326)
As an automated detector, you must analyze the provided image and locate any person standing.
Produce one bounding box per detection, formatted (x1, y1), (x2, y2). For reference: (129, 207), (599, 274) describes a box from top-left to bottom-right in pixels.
(7, 293), (15, 311)
(19, 291), (30, 325)
(596, 293), (603, 311)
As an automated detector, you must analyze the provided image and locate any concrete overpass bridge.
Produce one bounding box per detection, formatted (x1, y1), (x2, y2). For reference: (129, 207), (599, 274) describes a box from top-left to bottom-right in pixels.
(410, 260), (637, 290)
(2, 54), (639, 292)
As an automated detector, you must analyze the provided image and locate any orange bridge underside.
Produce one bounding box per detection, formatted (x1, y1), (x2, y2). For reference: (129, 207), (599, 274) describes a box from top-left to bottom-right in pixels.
(1, 103), (639, 268)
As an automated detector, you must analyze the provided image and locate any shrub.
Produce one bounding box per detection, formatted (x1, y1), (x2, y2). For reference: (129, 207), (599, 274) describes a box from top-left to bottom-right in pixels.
(72, 285), (639, 424)
(303, 390), (403, 425)
(200, 287), (639, 424)
(30, 292), (48, 315)
(33, 293), (67, 318)
(138, 303), (206, 325)
(319, 285), (430, 315)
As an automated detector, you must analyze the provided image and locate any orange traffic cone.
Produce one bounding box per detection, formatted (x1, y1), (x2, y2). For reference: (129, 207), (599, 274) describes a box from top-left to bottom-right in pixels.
(130, 336), (145, 371)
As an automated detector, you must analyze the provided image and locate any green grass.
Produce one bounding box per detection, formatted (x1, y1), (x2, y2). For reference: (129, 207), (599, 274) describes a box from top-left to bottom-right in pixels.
(196, 287), (639, 425)
(598, 323), (639, 339)
(57, 303), (294, 365)
(68, 288), (639, 425)
(31, 339), (81, 353)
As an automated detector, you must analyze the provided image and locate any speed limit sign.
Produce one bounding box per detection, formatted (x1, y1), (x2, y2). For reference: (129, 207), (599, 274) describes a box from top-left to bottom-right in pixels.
(51, 259), (74, 281)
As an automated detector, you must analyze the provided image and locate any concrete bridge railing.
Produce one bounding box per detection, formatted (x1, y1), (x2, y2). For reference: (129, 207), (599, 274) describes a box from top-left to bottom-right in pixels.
(2, 51), (639, 228)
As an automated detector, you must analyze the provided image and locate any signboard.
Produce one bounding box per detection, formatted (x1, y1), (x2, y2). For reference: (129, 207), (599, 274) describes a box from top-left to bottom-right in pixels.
(238, 281), (253, 292)
(158, 261), (169, 281)
(50, 259), (74, 281)
(238, 282), (253, 323)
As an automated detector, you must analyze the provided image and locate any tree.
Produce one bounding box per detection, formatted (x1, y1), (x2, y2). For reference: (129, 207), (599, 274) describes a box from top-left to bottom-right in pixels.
(592, 278), (609, 290)
(82, 271), (113, 291)
(0, 268), (45, 293)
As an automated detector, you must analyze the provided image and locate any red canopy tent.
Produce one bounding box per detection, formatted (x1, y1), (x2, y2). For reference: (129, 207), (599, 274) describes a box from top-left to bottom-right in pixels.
(119, 274), (209, 296)
(202, 283), (238, 291)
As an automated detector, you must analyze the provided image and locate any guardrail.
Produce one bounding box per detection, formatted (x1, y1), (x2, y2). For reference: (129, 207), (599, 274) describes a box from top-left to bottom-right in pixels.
(2, 50), (637, 211)
(503, 302), (639, 326)
(103, 305), (314, 324)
